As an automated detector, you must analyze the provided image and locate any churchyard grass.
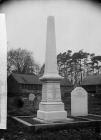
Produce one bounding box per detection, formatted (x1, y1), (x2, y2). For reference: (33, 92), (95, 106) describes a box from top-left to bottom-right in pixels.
(1, 93), (101, 140)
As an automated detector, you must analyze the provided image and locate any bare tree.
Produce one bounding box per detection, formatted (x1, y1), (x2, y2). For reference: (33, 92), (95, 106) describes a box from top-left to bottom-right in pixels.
(7, 48), (40, 76)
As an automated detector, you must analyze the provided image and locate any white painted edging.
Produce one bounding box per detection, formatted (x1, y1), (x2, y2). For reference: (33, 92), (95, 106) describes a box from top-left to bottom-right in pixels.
(13, 117), (32, 126)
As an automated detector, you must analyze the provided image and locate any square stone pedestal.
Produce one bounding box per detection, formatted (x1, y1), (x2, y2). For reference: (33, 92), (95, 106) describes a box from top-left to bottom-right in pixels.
(37, 102), (67, 121)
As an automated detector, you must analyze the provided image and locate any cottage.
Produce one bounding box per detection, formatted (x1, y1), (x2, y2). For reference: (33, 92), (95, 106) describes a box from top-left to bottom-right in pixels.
(7, 73), (73, 98)
(7, 73), (42, 97)
(81, 74), (101, 95)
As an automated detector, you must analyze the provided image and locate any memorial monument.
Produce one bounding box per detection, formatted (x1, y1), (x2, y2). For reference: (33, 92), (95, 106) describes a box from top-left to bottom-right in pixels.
(37, 16), (67, 121)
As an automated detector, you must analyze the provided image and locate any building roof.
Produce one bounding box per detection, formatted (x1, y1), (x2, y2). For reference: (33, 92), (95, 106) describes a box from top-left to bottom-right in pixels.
(81, 74), (101, 85)
(9, 73), (42, 85)
(8, 73), (72, 86)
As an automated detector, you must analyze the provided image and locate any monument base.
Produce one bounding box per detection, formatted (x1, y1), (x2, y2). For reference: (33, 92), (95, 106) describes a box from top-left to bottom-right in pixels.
(37, 102), (67, 121)
(37, 110), (67, 121)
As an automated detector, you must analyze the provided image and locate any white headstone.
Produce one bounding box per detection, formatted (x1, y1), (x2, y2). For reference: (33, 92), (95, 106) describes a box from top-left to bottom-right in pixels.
(0, 14), (7, 129)
(71, 87), (88, 116)
(29, 93), (35, 101)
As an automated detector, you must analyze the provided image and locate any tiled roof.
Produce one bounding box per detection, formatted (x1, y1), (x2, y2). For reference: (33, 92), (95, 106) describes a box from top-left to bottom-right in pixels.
(81, 74), (101, 85)
(10, 73), (42, 85)
(8, 73), (72, 86)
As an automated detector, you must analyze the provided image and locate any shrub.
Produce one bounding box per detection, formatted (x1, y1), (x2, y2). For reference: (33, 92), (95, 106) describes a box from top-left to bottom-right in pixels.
(14, 97), (24, 108)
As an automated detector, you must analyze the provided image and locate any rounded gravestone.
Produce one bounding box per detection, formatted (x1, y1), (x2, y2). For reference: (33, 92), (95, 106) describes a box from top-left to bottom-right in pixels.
(71, 87), (88, 116)
(29, 93), (35, 102)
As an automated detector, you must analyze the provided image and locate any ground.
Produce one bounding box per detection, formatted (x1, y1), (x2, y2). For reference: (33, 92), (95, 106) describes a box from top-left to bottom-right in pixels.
(1, 94), (101, 140)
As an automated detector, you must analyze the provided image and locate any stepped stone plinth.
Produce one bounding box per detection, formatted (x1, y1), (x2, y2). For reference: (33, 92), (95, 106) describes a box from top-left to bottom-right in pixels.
(37, 16), (67, 121)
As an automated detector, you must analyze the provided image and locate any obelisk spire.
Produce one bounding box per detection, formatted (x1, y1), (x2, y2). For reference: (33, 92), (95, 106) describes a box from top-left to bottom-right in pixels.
(41, 16), (61, 79)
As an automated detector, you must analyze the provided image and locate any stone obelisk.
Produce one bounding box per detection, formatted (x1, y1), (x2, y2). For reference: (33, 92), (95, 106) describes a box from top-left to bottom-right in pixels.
(37, 16), (67, 121)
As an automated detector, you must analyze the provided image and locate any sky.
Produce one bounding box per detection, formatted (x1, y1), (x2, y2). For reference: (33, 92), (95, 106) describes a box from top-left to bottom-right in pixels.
(1, 0), (101, 66)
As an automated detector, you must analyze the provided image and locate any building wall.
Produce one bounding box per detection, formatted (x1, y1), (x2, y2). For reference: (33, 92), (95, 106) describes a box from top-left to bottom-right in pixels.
(96, 85), (101, 94)
(8, 75), (73, 98)
(60, 85), (73, 98)
(82, 85), (101, 94)
(7, 76), (20, 96)
(8, 76), (42, 97)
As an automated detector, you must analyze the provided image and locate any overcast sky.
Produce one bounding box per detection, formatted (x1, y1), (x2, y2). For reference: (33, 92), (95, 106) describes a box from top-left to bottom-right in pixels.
(1, 0), (101, 65)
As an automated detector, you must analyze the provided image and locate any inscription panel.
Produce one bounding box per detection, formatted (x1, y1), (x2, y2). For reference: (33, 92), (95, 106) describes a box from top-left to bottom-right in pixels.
(41, 82), (61, 102)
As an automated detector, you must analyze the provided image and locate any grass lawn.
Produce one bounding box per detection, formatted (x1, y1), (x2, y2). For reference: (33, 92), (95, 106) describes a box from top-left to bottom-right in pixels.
(0, 117), (100, 140)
